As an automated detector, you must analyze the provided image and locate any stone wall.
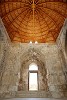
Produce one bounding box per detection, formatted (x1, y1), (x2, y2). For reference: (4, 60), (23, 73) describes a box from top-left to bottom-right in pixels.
(0, 42), (67, 98)
(56, 18), (67, 62)
(0, 18), (10, 43)
(56, 18), (67, 82)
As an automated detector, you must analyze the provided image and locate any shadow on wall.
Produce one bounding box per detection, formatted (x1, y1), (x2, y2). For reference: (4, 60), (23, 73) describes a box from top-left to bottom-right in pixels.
(65, 30), (67, 55)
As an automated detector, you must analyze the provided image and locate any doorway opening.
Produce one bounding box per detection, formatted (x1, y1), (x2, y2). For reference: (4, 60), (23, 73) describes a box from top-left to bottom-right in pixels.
(28, 63), (38, 91)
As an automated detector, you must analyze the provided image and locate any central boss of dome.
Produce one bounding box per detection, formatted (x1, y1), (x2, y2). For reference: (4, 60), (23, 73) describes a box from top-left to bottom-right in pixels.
(31, 3), (36, 9)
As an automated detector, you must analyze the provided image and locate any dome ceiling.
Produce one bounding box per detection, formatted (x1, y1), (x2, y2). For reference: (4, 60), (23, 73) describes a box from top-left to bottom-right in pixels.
(0, 0), (67, 43)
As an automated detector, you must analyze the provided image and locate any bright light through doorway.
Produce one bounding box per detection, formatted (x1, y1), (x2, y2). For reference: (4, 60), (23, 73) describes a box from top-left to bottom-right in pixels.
(29, 63), (38, 71)
(29, 63), (38, 91)
(29, 73), (38, 91)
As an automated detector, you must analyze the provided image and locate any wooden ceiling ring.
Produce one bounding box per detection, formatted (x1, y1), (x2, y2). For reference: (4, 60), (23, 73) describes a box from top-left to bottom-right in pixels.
(35, 6), (57, 35)
(36, 7), (58, 29)
(38, 6), (66, 19)
(37, 1), (67, 5)
(4, 7), (31, 28)
(35, 8), (50, 32)
(16, 10), (32, 31)
(1, 5), (30, 18)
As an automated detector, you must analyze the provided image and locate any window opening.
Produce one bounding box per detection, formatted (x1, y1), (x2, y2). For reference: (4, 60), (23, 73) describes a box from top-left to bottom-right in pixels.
(29, 63), (38, 91)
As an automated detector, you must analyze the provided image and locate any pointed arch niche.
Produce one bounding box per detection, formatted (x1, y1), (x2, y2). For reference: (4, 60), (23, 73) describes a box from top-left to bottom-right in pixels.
(18, 49), (48, 91)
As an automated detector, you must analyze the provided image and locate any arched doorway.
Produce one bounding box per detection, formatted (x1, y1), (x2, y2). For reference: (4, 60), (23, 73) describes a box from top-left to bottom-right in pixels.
(18, 48), (48, 91)
(28, 63), (38, 91)
(18, 60), (48, 91)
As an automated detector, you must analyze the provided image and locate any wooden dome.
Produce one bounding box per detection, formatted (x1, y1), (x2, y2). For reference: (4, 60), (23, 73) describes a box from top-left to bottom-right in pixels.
(0, 0), (67, 43)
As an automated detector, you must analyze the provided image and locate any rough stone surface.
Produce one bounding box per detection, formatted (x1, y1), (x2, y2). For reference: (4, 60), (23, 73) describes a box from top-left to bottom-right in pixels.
(0, 42), (67, 98)
(56, 18), (67, 82)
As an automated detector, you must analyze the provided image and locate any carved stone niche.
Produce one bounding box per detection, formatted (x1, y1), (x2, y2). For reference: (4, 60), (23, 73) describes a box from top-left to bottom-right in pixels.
(18, 48), (49, 91)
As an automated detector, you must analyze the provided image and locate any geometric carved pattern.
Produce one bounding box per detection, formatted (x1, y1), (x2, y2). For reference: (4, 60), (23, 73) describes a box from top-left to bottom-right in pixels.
(0, 0), (67, 43)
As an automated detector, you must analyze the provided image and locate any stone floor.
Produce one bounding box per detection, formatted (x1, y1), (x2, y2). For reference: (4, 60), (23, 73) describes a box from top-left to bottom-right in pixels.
(2, 98), (67, 100)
